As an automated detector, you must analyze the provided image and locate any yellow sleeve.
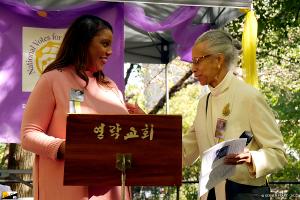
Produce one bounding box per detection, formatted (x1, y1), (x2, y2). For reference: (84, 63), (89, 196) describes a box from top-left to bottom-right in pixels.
(182, 122), (200, 166)
(249, 91), (287, 178)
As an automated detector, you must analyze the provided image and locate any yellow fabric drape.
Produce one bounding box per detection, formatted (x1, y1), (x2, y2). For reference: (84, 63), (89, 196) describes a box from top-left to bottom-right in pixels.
(242, 10), (258, 88)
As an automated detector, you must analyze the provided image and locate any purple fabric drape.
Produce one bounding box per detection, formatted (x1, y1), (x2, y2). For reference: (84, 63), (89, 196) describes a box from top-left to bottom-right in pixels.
(0, 2), (211, 143)
(0, 2), (124, 143)
(124, 3), (212, 62)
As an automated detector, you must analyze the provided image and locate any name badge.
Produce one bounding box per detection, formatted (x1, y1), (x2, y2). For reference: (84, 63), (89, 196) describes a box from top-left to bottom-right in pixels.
(70, 88), (84, 102)
(215, 118), (227, 139)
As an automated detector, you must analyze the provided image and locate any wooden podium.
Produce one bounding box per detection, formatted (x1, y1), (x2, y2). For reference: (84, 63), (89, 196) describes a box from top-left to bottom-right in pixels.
(64, 114), (182, 188)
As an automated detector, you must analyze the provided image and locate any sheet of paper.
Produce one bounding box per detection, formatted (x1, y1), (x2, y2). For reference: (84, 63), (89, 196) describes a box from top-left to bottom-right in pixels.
(198, 138), (247, 197)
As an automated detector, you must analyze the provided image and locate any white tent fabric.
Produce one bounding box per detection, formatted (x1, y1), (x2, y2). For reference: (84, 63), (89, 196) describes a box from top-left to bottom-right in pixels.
(24, 0), (252, 10)
(102, 0), (252, 8)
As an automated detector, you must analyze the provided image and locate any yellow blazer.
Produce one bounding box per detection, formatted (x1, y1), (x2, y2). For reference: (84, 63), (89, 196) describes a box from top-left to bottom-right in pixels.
(183, 72), (287, 199)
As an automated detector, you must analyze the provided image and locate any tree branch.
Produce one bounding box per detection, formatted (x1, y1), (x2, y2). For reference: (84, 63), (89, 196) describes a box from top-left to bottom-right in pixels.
(144, 67), (165, 89)
(149, 70), (194, 114)
(124, 64), (135, 86)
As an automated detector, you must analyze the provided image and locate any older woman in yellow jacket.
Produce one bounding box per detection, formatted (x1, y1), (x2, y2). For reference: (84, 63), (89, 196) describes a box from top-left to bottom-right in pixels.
(182, 29), (287, 200)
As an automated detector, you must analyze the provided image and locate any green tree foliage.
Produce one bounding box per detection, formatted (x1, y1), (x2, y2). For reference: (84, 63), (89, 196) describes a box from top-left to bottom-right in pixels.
(0, 143), (8, 168)
(227, 0), (300, 190)
(225, 0), (300, 196)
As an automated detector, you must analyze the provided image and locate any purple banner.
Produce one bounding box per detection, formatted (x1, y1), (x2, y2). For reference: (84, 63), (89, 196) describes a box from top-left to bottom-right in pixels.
(0, 2), (124, 143)
(124, 4), (211, 61)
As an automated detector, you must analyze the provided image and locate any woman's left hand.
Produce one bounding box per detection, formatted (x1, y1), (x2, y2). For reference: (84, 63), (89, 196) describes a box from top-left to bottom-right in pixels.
(224, 148), (252, 166)
(125, 102), (146, 114)
(57, 141), (66, 160)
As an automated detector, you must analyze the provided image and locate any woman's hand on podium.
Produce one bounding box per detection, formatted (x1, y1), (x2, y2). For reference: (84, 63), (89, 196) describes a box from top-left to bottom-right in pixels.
(125, 102), (146, 114)
(57, 141), (66, 160)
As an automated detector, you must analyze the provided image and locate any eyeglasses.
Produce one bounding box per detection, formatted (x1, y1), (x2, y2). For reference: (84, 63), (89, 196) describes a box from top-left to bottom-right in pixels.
(192, 54), (212, 65)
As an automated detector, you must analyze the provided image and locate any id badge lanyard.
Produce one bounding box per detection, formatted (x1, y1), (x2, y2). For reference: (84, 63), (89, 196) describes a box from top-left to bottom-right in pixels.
(69, 88), (84, 113)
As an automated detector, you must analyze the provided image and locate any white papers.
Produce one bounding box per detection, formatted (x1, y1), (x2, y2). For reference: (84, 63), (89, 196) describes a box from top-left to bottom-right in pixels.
(198, 138), (247, 197)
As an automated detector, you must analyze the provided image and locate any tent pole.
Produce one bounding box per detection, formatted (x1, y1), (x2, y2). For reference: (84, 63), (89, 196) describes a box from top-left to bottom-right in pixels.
(160, 38), (169, 114)
(165, 63), (169, 114)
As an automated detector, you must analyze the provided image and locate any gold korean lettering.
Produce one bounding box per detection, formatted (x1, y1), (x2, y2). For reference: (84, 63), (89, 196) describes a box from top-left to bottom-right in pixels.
(93, 123), (105, 140)
(109, 123), (122, 139)
(141, 124), (154, 140)
(124, 127), (139, 140)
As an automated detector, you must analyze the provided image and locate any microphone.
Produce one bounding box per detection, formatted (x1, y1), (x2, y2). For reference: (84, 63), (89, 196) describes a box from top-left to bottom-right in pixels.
(240, 131), (253, 145)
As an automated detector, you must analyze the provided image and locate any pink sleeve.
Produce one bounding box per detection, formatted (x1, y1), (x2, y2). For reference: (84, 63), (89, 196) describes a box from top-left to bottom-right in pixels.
(21, 75), (64, 160)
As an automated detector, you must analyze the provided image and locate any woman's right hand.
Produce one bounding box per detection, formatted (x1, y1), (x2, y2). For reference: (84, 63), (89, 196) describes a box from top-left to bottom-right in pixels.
(224, 148), (252, 166)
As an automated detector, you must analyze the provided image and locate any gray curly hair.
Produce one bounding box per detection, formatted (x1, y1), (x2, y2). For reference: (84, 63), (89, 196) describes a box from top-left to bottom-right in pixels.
(194, 29), (242, 70)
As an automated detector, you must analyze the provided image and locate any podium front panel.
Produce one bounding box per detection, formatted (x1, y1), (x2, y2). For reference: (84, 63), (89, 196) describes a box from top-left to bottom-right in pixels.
(64, 114), (182, 186)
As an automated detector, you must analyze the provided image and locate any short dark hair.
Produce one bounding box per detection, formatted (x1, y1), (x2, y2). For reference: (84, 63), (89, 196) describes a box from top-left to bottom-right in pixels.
(43, 15), (113, 87)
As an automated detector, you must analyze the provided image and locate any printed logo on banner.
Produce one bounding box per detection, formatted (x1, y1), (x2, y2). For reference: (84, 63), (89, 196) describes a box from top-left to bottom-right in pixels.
(22, 27), (66, 92)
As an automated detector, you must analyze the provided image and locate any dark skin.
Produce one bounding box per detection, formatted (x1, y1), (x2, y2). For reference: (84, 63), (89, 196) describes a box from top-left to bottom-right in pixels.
(224, 148), (252, 167)
(57, 141), (65, 160)
(119, 42), (254, 170)
(125, 102), (145, 114)
(56, 29), (113, 160)
(192, 41), (254, 168)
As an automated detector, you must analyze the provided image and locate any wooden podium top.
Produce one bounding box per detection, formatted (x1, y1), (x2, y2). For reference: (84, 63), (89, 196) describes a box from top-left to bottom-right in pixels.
(64, 114), (182, 186)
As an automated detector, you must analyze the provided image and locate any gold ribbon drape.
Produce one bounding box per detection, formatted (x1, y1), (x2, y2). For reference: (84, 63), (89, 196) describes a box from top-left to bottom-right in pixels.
(242, 10), (258, 88)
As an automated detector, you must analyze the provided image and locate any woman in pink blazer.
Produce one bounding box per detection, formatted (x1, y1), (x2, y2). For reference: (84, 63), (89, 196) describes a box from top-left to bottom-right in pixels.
(21, 15), (131, 200)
